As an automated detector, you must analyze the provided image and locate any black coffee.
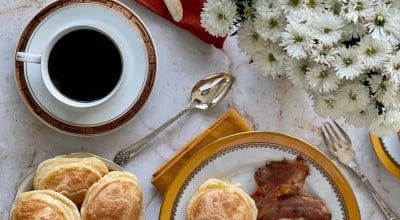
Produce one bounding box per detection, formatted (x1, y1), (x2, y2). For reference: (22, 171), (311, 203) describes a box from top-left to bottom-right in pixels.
(48, 29), (122, 102)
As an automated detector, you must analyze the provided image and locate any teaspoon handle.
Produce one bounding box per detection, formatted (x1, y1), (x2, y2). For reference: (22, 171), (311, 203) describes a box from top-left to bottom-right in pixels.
(114, 104), (193, 166)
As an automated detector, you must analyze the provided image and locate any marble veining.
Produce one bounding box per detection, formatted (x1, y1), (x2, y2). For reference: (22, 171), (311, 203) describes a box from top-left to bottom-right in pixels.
(1, 0), (399, 219)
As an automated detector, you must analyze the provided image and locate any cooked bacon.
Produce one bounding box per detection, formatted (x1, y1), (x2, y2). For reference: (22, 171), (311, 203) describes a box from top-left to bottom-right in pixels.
(256, 195), (332, 220)
(252, 156), (332, 220)
(252, 156), (309, 202)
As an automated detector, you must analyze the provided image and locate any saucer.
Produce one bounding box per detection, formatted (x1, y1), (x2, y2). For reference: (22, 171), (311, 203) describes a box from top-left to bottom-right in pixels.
(15, 0), (156, 136)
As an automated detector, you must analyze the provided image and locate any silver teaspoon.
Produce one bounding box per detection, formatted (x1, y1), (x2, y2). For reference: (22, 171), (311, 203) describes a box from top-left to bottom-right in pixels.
(114, 72), (234, 166)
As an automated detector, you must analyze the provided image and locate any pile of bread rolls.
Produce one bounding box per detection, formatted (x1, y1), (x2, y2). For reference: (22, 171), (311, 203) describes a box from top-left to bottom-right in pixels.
(11, 156), (144, 220)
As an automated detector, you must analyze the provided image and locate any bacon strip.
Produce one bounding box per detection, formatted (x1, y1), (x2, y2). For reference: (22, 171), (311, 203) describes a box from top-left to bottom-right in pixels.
(252, 156), (332, 220)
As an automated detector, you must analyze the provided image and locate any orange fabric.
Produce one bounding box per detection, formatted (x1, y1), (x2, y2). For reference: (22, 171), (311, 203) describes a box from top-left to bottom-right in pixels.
(152, 109), (252, 195)
(136, 0), (226, 48)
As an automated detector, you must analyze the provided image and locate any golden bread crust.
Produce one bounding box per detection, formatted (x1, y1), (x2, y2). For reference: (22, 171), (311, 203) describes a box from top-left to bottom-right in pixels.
(34, 157), (109, 207)
(187, 178), (257, 220)
(81, 171), (144, 220)
(11, 190), (80, 220)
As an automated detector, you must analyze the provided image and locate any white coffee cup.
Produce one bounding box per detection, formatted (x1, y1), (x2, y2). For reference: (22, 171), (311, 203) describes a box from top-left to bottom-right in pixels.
(16, 25), (124, 108)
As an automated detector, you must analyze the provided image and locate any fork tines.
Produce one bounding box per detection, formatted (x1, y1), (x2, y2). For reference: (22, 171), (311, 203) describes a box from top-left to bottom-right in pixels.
(321, 121), (352, 152)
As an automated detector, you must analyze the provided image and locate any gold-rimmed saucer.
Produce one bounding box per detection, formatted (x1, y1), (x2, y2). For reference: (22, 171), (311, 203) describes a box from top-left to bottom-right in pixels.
(15, 0), (157, 136)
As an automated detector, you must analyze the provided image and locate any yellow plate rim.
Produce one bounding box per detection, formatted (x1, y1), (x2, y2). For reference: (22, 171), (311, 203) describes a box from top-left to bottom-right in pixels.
(369, 133), (400, 179)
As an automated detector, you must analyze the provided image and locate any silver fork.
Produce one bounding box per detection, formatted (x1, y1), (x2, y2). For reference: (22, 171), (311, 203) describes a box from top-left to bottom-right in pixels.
(321, 121), (399, 220)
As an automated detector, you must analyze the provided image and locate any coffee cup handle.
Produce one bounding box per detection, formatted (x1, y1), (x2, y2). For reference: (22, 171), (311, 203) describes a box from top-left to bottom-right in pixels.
(16, 52), (41, 64)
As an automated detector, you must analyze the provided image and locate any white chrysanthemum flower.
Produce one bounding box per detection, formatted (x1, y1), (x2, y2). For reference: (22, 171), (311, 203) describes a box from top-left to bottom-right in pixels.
(306, 64), (340, 93)
(254, 0), (280, 13)
(345, 103), (377, 128)
(304, 0), (326, 11)
(324, 0), (342, 13)
(286, 59), (310, 89)
(237, 20), (266, 57)
(368, 73), (400, 108)
(312, 93), (344, 119)
(252, 42), (288, 78)
(285, 8), (315, 26)
(254, 9), (286, 42)
(387, 33), (400, 47)
(341, 22), (367, 40)
(279, 0), (307, 13)
(380, 88), (399, 109)
(341, 0), (375, 23)
(369, 109), (400, 136)
(369, 73), (384, 94)
(384, 52), (400, 83)
(336, 82), (370, 113)
(308, 43), (339, 67)
(280, 24), (313, 59)
(358, 36), (391, 68)
(197, 0), (400, 135)
(311, 11), (345, 45)
(237, 0), (255, 20)
(374, 78), (399, 108)
(365, 3), (400, 41)
(335, 46), (363, 79)
(200, 0), (237, 37)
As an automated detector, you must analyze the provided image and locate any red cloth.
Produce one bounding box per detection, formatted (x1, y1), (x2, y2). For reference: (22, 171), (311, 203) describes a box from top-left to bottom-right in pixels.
(136, 0), (226, 48)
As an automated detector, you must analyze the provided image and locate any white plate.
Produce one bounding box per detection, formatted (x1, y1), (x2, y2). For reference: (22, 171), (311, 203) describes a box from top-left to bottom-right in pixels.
(160, 132), (360, 220)
(380, 133), (400, 166)
(370, 133), (400, 179)
(9, 152), (123, 218)
(15, 0), (156, 136)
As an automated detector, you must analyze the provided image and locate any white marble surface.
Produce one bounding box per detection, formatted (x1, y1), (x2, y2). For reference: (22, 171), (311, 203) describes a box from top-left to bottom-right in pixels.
(1, 0), (399, 219)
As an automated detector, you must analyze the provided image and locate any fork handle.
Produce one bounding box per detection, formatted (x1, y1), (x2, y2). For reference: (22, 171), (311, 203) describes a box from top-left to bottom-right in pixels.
(351, 165), (399, 220)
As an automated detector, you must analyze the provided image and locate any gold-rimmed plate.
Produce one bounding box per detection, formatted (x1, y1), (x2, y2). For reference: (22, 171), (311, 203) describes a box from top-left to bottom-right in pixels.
(160, 132), (360, 220)
(370, 133), (400, 179)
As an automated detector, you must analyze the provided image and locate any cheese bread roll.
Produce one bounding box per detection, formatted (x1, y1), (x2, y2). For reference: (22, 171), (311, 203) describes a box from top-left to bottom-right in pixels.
(34, 156), (109, 207)
(81, 171), (144, 220)
(187, 178), (257, 220)
(11, 190), (80, 220)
